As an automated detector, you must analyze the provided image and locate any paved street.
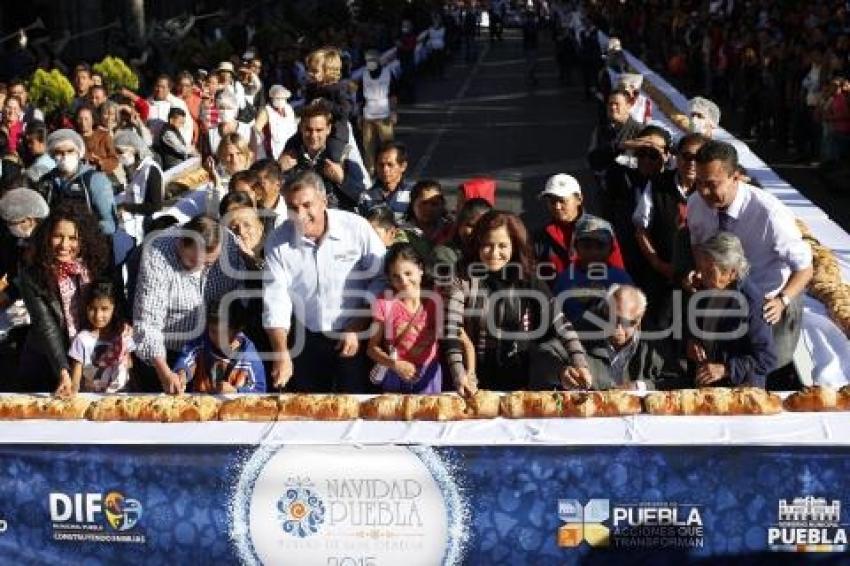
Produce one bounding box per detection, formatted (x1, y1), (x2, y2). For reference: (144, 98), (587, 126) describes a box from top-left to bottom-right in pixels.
(397, 28), (850, 239)
(398, 29), (599, 233)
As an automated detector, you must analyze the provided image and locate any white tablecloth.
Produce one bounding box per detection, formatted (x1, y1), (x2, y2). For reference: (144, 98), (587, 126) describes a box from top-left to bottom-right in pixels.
(1, 412), (848, 446)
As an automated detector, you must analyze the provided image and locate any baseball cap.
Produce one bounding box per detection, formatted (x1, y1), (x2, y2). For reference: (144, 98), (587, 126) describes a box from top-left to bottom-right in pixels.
(540, 174), (582, 200)
(574, 215), (615, 242)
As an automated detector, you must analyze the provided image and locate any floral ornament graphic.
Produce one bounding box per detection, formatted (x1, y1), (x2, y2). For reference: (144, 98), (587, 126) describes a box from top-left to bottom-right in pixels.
(277, 483), (326, 538)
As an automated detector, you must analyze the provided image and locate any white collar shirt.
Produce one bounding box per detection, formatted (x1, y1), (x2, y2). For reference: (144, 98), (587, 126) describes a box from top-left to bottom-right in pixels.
(263, 208), (387, 333)
(687, 181), (812, 297)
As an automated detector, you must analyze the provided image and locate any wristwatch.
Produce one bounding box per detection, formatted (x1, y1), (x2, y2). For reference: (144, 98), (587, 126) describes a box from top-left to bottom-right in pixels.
(778, 292), (791, 307)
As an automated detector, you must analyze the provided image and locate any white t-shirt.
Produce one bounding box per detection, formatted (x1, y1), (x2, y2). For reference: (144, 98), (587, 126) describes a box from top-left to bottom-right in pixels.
(68, 326), (136, 393)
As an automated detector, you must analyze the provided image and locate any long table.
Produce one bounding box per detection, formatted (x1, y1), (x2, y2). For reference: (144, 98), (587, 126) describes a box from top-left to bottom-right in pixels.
(1, 411), (848, 564)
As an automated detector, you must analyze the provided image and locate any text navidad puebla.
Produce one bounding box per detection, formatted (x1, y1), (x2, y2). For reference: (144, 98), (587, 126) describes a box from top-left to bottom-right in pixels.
(325, 479), (425, 527)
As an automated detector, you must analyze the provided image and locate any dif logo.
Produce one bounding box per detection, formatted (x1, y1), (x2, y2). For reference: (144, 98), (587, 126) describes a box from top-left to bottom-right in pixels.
(49, 491), (143, 531)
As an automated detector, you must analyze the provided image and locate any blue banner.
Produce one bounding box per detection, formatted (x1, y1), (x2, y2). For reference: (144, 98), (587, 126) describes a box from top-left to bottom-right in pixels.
(0, 444), (848, 564)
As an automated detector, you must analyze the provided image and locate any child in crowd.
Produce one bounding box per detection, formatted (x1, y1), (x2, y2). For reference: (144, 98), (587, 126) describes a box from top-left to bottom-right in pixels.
(173, 301), (266, 393)
(368, 243), (476, 395)
(63, 280), (135, 395)
(285, 47), (351, 163)
(553, 216), (633, 323)
(365, 205), (407, 247)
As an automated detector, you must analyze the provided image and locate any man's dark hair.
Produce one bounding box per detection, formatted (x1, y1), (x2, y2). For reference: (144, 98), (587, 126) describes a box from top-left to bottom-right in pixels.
(364, 205), (397, 229)
(167, 107), (186, 120)
(91, 84), (107, 97)
(677, 132), (708, 153)
(219, 190), (256, 217)
(74, 103), (95, 120)
(207, 299), (248, 332)
(608, 88), (631, 101)
(250, 158), (283, 185)
(155, 74), (172, 86)
(377, 141), (408, 165)
(298, 99), (333, 123)
(180, 214), (221, 251)
(695, 140), (738, 174)
(637, 124), (672, 150)
(24, 120), (48, 144)
(228, 170), (260, 192)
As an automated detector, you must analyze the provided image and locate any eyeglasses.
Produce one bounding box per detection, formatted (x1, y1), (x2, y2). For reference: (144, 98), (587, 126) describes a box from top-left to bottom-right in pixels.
(679, 151), (698, 162)
(636, 148), (663, 160)
(614, 315), (640, 329)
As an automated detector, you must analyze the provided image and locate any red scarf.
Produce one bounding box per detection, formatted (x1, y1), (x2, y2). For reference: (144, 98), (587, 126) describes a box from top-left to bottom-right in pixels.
(94, 323), (133, 369)
(54, 260), (91, 339)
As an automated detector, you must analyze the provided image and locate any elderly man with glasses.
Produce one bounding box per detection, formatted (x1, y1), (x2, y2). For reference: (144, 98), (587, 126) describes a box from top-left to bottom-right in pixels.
(532, 284), (674, 391)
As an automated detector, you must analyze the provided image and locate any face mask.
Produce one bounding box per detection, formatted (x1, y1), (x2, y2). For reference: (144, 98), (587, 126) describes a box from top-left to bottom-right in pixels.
(221, 108), (238, 122)
(366, 61), (379, 72)
(271, 98), (287, 110)
(8, 224), (31, 239)
(57, 154), (80, 174)
(119, 152), (136, 168)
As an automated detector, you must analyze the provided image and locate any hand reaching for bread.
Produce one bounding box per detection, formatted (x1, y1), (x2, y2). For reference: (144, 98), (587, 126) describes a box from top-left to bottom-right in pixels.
(393, 360), (417, 381)
(560, 366), (593, 390)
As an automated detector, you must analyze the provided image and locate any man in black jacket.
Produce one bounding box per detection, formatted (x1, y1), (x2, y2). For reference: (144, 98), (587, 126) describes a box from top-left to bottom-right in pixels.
(279, 102), (366, 211)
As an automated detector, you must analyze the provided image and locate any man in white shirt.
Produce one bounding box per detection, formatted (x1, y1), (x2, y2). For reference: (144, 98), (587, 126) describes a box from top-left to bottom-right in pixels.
(147, 74), (193, 150)
(359, 50), (399, 176)
(685, 141), (813, 371)
(263, 171), (386, 392)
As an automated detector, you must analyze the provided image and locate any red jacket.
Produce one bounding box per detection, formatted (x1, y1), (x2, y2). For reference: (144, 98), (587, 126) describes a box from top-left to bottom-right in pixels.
(534, 218), (625, 279)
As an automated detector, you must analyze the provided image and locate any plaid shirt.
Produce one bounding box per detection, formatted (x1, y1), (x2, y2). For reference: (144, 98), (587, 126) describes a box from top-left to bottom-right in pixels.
(133, 229), (245, 361)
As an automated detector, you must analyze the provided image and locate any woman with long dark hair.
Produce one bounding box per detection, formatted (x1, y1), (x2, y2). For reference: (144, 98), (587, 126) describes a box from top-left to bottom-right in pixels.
(17, 201), (113, 392)
(443, 210), (590, 391)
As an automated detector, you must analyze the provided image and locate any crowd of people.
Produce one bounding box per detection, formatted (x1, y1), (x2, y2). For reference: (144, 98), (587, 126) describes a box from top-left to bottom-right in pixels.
(586, 0), (850, 168)
(0, 1), (818, 398)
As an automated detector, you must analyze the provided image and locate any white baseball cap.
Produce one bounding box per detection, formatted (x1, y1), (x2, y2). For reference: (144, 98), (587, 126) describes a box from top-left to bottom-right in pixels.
(540, 174), (582, 199)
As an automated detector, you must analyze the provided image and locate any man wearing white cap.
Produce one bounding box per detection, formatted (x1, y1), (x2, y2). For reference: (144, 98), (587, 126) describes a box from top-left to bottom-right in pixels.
(534, 173), (625, 282)
(359, 49), (399, 175)
(688, 96), (721, 138)
(36, 129), (117, 235)
(254, 85), (297, 161)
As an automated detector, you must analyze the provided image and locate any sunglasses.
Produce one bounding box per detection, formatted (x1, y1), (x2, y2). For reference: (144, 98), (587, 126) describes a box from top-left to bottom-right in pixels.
(679, 151), (698, 162)
(636, 148), (663, 160)
(614, 315), (640, 329)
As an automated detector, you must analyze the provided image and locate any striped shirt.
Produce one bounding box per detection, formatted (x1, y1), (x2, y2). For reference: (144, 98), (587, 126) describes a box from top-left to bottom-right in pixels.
(263, 208), (387, 333)
(133, 229), (245, 361)
(357, 178), (414, 223)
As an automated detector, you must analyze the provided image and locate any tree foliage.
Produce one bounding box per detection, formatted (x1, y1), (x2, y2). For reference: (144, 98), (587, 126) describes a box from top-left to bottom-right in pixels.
(93, 56), (140, 92)
(28, 69), (75, 115)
